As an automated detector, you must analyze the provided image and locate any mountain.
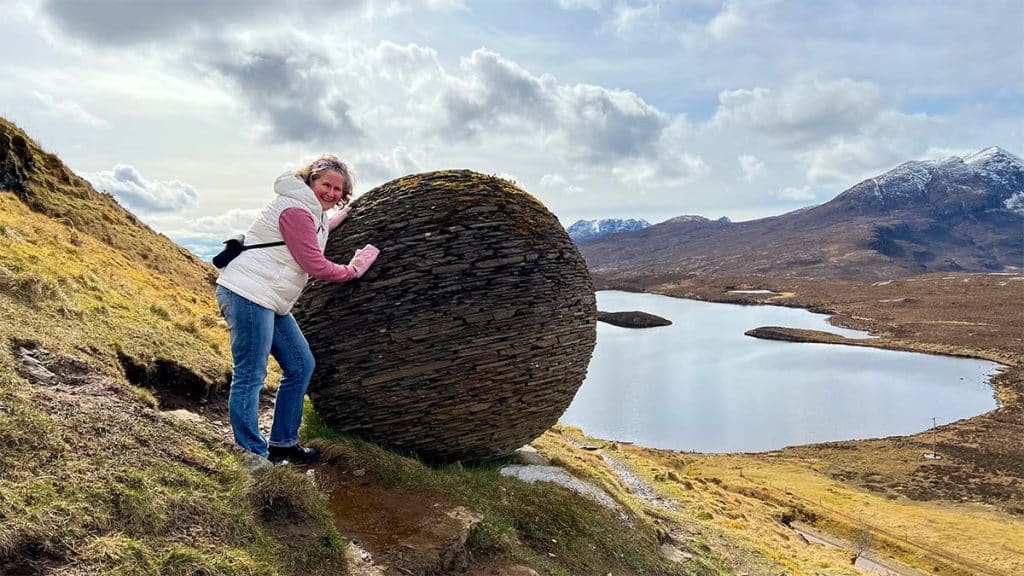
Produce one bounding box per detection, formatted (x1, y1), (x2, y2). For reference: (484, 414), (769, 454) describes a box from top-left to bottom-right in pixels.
(567, 217), (650, 243)
(580, 147), (1024, 281)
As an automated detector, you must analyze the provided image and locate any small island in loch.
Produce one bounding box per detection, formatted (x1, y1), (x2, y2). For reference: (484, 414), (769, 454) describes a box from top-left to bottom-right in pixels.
(597, 310), (672, 328)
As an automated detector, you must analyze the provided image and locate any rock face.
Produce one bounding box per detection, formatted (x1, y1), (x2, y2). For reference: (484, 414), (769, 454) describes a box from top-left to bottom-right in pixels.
(295, 170), (597, 461)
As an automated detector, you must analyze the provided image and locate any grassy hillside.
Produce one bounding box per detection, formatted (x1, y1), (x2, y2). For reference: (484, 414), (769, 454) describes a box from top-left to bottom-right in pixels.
(0, 119), (349, 574)
(0, 118), (740, 575)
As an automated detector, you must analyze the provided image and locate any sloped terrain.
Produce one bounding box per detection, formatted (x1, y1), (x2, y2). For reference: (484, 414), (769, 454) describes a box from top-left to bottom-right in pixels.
(0, 118), (742, 575)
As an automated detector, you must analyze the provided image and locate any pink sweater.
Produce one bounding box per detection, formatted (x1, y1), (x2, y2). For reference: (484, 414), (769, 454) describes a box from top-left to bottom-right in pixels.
(279, 208), (358, 282)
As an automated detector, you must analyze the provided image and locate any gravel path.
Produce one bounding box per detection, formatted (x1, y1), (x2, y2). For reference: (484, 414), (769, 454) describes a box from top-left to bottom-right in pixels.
(600, 453), (678, 511)
(562, 435), (678, 512)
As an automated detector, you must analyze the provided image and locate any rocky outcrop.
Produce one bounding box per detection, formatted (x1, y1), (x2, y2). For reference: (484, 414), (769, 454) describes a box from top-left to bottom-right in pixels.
(744, 326), (851, 344)
(295, 170), (597, 462)
(597, 310), (671, 328)
(0, 122), (33, 199)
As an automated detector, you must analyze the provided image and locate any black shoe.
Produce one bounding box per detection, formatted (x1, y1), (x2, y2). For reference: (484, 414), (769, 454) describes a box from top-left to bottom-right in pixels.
(268, 444), (321, 466)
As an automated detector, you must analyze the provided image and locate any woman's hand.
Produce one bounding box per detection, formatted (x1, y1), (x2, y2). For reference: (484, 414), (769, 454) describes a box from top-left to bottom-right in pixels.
(349, 244), (380, 278)
(329, 205), (352, 231)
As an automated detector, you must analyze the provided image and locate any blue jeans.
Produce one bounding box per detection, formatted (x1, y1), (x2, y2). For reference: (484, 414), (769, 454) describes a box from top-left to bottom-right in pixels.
(215, 285), (315, 456)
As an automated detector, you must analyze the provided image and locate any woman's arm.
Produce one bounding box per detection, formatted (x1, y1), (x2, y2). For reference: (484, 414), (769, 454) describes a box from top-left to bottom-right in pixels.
(328, 205), (351, 232)
(279, 208), (359, 282)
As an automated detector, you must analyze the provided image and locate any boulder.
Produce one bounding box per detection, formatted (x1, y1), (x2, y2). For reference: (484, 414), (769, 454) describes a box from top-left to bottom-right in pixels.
(295, 170), (597, 461)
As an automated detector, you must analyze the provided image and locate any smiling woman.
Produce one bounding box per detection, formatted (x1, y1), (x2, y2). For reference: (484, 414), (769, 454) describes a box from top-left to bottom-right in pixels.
(214, 154), (381, 469)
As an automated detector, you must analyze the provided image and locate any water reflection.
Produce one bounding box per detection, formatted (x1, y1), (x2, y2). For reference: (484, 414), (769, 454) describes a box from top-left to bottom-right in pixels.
(559, 291), (999, 453)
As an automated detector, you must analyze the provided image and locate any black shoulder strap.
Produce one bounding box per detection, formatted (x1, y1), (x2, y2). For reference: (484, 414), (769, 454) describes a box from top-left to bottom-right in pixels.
(242, 241), (286, 251)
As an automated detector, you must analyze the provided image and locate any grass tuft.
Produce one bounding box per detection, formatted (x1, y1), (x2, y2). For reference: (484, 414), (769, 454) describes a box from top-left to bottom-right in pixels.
(0, 267), (60, 305)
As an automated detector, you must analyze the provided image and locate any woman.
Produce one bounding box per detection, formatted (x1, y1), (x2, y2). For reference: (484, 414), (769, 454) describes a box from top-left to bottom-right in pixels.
(215, 155), (379, 468)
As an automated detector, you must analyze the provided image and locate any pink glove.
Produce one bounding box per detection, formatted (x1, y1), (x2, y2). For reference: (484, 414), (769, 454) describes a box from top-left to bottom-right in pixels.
(349, 244), (380, 278)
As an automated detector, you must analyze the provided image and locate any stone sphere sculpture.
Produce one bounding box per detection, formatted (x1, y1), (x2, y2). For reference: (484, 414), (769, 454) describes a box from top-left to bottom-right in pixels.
(294, 170), (597, 461)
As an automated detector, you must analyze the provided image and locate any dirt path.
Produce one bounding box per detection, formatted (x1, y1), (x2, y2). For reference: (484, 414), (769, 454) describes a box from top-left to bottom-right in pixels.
(600, 452), (677, 512)
(791, 523), (929, 576)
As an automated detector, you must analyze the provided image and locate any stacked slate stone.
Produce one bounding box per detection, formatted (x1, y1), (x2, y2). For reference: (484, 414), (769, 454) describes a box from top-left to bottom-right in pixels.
(294, 170), (597, 462)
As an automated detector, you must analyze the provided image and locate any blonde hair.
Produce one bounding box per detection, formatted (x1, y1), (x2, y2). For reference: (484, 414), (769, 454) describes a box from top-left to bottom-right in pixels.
(295, 155), (354, 202)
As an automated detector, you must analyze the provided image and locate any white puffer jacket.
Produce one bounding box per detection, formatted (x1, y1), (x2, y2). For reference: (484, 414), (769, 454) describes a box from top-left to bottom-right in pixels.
(216, 171), (329, 315)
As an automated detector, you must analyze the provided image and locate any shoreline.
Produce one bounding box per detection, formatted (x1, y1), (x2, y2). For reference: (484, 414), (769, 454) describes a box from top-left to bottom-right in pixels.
(577, 285), (1010, 457)
(581, 272), (1023, 517)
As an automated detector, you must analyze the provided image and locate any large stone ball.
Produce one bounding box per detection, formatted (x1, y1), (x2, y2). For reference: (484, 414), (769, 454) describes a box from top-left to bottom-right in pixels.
(294, 170), (597, 461)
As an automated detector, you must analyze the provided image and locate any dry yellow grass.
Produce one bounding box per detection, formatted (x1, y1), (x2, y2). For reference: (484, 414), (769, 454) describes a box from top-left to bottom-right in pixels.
(0, 193), (229, 381)
(548, 427), (872, 576)
(607, 435), (1024, 576)
(718, 453), (1020, 574)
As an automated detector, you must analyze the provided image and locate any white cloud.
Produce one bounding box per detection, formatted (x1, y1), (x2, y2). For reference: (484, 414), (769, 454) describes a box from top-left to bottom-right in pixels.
(198, 38), (364, 146)
(158, 208), (261, 240)
(738, 154), (764, 181)
(32, 91), (107, 127)
(612, 151), (710, 191)
(539, 173), (585, 195)
(144, 208), (263, 259)
(707, 0), (750, 40)
(557, 0), (604, 9)
(367, 42), (445, 89)
(439, 48), (557, 139)
(611, 2), (661, 36)
(84, 165), (198, 214)
(799, 110), (942, 185)
(923, 146), (975, 160)
(540, 173), (568, 187)
(800, 138), (901, 186)
(438, 48), (668, 162)
(351, 145), (426, 184)
(775, 185), (814, 201)
(711, 78), (883, 147)
(37, 0), (461, 46)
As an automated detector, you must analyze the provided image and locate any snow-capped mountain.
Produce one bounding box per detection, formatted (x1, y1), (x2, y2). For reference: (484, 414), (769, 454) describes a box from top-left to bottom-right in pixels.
(832, 146), (1023, 216)
(567, 218), (650, 243)
(579, 146), (1023, 281)
(966, 147), (1024, 214)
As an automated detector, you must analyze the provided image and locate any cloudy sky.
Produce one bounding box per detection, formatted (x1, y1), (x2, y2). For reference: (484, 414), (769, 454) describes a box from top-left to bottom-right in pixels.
(1, 1), (1021, 257)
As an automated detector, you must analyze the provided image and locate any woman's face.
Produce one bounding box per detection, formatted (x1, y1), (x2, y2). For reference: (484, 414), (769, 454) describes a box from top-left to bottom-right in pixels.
(310, 170), (347, 211)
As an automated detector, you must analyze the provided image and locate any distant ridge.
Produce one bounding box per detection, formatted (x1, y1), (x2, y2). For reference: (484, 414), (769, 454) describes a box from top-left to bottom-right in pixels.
(567, 218), (650, 243)
(580, 147), (1024, 281)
